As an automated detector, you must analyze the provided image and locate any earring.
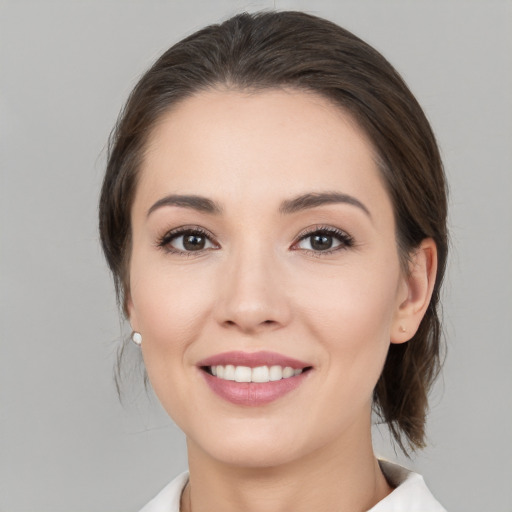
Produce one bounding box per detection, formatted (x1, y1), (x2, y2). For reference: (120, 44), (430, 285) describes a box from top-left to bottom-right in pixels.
(131, 331), (142, 346)
(399, 325), (406, 333)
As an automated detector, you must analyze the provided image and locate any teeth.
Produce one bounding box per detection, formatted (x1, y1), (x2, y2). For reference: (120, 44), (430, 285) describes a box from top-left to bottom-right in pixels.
(282, 367), (294, 379)
(234, 366), (252, 382)
(269, 365), (282, 381)
(252, 366), (269, 383)
(224, 364), (235, 380)
(209, 365), (303, 383)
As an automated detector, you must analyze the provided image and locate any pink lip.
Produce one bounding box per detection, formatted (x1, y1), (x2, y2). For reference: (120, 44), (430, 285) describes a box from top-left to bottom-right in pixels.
(197, 350), (310, 369)
(197, 351), (312, 406)
(201, 371), (309, 406)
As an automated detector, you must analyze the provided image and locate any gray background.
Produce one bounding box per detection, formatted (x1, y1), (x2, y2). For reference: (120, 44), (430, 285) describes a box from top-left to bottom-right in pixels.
(1, 1), (511, 511)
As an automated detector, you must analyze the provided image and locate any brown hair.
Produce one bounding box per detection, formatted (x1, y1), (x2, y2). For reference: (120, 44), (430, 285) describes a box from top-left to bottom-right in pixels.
(99, 11), (448, 455)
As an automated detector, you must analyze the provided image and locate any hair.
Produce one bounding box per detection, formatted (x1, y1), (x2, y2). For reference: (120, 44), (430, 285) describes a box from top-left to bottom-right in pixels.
(99, 10), (448, 455)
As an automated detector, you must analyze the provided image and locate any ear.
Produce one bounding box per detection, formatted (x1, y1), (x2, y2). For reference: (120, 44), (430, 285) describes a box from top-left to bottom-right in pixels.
(391, 238), (438, 344)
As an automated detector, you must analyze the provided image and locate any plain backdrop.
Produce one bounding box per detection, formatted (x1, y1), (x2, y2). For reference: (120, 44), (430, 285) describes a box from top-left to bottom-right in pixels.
(1, 1), (511, 511)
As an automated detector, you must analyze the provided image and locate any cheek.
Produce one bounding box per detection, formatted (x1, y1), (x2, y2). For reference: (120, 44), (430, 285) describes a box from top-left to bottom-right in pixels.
(129, 257), (216, 393)
(131, 255), (214, 331)
(297, 259), (400, 385)
(299, 257), (400, 334)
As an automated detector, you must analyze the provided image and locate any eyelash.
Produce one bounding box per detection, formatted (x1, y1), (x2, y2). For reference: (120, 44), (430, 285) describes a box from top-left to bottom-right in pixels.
(156, 226), (216, 257)
(294, 226), (354, 256)
(156, 225), (354, 257)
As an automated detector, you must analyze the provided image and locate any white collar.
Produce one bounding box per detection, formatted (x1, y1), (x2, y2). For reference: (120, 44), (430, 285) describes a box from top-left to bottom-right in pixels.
(368, 460), (446, 511)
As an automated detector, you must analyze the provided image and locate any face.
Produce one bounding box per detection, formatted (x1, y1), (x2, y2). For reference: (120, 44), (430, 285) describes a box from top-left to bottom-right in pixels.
(128, 89), (410, 468)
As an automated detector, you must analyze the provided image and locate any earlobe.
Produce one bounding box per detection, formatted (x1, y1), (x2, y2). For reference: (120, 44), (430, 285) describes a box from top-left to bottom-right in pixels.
(391, 238), (438, 344)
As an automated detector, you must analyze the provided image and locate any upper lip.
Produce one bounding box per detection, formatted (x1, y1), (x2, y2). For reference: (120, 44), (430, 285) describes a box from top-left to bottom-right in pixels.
(197, 351), (311, 369)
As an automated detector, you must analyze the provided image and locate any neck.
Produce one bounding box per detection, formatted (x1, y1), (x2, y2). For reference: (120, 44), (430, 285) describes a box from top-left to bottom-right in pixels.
(181, 420), (392, 512)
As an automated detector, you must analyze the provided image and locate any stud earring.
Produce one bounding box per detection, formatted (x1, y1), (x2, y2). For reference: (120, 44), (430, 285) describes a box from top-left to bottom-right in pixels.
(131, 331), (142, 346)
(399, 325), (406, 333)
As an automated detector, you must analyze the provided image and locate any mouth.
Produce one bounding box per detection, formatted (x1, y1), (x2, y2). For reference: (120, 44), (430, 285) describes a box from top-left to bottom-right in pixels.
(197, 351), (313, 406)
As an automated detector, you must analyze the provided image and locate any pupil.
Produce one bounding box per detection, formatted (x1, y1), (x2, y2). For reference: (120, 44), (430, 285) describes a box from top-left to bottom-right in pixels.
(184, 234), (205, 251)
(311, 234), (332, 251)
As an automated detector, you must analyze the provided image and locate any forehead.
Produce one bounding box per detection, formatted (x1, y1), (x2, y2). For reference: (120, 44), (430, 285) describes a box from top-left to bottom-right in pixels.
(137, 88), (391, 217)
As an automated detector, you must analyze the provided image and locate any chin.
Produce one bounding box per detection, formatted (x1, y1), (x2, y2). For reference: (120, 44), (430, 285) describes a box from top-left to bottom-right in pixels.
(206, 441), (305, 469)
(186, 421), (312, 469)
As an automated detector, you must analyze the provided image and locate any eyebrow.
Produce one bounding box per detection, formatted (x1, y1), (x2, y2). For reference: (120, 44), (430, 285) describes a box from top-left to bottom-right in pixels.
(147, 191), (371, 219)
(147, 195), (223, 217)
(279, 191), (371, 218)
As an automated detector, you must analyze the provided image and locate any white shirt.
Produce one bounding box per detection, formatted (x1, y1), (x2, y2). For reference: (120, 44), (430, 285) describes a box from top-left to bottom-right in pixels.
(139, 460), (446, 512)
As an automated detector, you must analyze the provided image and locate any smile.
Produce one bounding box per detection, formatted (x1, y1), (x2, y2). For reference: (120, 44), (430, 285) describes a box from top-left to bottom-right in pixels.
(197, 351), (312, 406)
(208, 365), (304, 383)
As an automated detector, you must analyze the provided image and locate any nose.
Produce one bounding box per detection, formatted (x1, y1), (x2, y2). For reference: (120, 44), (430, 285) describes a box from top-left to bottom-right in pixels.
(214, 242), (292, 335)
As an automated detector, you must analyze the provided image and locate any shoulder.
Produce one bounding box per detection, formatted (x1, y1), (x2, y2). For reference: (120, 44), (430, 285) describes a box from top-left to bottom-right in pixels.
(138, 471), (189, 512)
(369, 460), (447, 512)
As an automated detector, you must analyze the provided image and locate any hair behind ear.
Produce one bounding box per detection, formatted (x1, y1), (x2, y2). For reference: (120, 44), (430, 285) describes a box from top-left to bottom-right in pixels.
(374, 239), (443, 454)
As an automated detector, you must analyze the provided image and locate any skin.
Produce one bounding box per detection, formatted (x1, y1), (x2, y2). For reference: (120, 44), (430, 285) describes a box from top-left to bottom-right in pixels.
(127, 88), (437, 512)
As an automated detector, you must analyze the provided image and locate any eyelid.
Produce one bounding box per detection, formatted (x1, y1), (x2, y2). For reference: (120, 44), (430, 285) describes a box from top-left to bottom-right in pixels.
(291, 225), (354, 254)
(156, 224), (354, 256)
(156, 225), (219, 255)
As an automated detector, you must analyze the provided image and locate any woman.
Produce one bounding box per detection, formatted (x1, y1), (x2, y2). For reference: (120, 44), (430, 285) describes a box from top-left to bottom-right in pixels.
(99, 11), (447, 512)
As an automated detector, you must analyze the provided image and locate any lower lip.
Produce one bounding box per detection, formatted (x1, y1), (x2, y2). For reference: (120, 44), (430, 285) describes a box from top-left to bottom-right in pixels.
(201, 370), (309, 406)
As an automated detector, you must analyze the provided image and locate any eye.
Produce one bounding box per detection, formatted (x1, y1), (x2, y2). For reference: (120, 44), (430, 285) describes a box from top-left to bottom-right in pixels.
(157, 227), (217, 254)
(294, 227), (354, 254)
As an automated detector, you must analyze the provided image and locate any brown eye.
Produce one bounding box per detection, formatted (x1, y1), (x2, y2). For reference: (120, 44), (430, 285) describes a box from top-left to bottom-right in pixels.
(295, 228), (353, 253)
(159, 228), (216, 253)
(182, 232), (207, 251)
(310, 233), (335, 251)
